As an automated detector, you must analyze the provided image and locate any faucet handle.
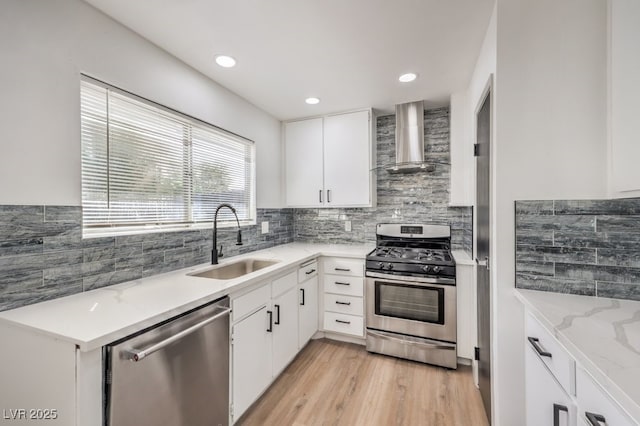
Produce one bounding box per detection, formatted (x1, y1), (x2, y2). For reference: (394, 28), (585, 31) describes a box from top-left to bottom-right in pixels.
(218, 245), (224, 258)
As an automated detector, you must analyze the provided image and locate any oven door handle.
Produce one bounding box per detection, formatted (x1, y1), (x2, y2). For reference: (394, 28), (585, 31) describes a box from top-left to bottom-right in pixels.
(367, 330), (456, 350)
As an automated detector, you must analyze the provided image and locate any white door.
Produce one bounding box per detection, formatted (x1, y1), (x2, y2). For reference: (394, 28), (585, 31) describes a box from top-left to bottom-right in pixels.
(298, 276), (319, 348)
(525, 344), (576, 426)
(323, 110), (371, 206)
(284, 118), (324, 207)
(232, 306), (272, 420)
(272, 287), (299, 376)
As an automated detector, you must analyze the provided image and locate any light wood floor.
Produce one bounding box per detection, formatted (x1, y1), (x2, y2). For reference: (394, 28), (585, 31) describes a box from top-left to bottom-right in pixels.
(237, 338), (488, 426)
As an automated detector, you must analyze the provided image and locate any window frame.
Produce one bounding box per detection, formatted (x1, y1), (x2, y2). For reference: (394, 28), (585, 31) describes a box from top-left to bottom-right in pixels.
(80, 75), (257, 237)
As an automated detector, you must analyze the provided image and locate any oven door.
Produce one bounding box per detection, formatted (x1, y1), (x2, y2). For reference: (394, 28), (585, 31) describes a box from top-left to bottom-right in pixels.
(365, 272), (456, 343)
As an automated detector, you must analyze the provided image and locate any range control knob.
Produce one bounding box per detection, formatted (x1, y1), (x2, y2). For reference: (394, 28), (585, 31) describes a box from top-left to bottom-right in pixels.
(432, 266), (442, 274)
(386, 263), (394, 270)
(377, 262), (384, 269)
(422, 265), (431, 273)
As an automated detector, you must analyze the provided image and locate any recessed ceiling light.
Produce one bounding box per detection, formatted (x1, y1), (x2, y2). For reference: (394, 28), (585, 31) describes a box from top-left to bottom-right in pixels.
(399, 73), (417, 83)
(215, 55), (236, 68)
(305, 97), (320, 105)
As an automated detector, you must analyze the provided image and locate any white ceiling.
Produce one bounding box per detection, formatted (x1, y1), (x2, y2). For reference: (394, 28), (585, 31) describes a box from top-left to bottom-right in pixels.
(83, 0), (494, 121)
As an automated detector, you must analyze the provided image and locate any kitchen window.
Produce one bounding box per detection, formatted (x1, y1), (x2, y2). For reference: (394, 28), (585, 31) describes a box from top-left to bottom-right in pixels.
(80, 76), (256, 236)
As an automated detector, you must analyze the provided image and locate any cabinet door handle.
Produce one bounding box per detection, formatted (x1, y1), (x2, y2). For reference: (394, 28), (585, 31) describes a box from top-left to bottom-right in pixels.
(319, 189), (323, 203)
(553, 404), (568, 426)
(335, 301), (351, 306)
(335, 281), (351, 286)
(335, 268), (351, 272)
(585, 412), (607, 426)
(327, 189), (331, 203)
(305, 269), (316, 275)
(274, 304), (281, 325)
(528, 337), (552, 358)
(267, 310), (273, 332)
(335, 319), (351, 324)
(300, 289), (305, 306)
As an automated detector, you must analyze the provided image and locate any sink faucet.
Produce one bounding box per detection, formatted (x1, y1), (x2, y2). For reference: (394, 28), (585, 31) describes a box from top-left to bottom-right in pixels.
(212, 203), (243, 265)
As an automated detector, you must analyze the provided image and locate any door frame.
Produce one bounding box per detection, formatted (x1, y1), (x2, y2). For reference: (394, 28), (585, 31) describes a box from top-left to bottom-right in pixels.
(473, 73), (495, 423)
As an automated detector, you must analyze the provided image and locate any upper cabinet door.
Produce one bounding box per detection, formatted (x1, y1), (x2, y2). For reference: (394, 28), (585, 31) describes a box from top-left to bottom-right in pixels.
(285, 118), (324, 207)
(323, 110), (372, 206)
(610, 0), (640, 195)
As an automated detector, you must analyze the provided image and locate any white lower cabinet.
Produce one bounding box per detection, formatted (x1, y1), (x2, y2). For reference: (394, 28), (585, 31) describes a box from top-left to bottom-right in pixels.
(298, 274), (319, 348)
(232, 306), (272, 420)
(321, 257), (365, 338)
(272, 285), (299, 376)
(525, 341), (576, 426)
(523, 311), (637, 426)
(230, 268), (313, 423)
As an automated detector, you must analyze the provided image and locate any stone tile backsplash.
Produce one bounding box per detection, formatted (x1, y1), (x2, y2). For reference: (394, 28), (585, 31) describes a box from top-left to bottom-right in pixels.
(294, 108), (473, 253)
(0, 207), (293, 312)
(0, 107), (474, 312)
(515, 198), (640, 301)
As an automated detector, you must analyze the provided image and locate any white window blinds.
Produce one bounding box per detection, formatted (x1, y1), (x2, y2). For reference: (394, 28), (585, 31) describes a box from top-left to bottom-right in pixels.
(81, 77), (256, 233)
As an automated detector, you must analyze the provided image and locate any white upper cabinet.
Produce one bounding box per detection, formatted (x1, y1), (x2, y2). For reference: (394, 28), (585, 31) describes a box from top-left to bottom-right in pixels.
(609, 0), (640, 196)
(284, 118), (325, 207)
(284, 109), (374, 208)
(449, 92), (474, 206)
(323, 111), (372, 206)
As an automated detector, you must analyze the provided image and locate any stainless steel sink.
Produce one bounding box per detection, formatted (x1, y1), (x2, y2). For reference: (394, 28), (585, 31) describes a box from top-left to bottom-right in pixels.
(189, 259), (280, 280)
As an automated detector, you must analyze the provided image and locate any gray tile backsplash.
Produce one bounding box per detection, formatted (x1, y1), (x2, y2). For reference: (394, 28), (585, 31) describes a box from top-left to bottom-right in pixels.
(0, 207), (293, 312)
(294, 108), (473, 253)
(0, 107), (474, 312)
(515, 198), (640, 301)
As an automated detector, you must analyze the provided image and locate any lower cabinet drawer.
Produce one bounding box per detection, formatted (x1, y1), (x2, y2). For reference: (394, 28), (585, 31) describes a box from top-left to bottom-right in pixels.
(576, 367), (636, 426)
(323, 312), (363, 337)
(323, 257), (364, 277)
(324, 294), (363, 316)
(232, 284), (270, 322)
(323, 275), (364, 297)
(526, 313), (575, 396)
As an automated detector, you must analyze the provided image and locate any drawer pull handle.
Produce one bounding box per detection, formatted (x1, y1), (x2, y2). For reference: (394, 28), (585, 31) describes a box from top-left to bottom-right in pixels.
(585, 412), (606, 426)
(267, 310), (273, 332)
(335, 301), (351, 306)
(528, 337), (552, 358)
(335, 281), (351, 286)
(274, 304), (281, 325)
(335, 267), (351, 272)
(553, 404), (568, 426)
(305, 269), (316, 275)
(335, 319), (351, 324)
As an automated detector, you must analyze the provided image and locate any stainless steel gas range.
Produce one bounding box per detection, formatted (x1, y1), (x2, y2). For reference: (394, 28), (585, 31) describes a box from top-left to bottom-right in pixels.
(365, 223), (457, 369)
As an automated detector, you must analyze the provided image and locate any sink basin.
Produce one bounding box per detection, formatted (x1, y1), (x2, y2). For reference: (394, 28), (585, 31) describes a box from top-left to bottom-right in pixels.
(189, 259), (280, 280)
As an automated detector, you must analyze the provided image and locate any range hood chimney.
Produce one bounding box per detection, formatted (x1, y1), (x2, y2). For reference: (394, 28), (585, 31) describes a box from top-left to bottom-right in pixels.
(390, 101), (428, 173)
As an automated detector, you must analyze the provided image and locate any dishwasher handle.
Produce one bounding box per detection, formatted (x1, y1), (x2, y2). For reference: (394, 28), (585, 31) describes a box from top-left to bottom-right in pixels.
(127, 307), (231, 362)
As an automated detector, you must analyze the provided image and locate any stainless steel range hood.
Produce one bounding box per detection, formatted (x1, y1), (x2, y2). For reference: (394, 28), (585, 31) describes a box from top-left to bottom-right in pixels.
(390, 101), (431, 173)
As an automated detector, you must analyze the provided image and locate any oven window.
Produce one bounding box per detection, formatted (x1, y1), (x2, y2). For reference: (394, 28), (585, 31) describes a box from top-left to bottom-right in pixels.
(374, 281), (444, 324)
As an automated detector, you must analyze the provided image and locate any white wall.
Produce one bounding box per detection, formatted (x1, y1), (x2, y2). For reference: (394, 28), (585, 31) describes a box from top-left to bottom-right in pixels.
(493, 0), (607, 424)
(0, 0), (282, 208)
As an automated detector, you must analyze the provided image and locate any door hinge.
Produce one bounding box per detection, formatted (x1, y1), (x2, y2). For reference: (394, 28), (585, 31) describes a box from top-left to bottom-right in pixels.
(473, 144), (480, 157)
(230, 403), (234, 418)
(475, 346), (480, 361)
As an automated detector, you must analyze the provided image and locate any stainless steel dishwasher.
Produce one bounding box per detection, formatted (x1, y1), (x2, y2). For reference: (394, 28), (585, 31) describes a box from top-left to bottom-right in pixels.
(104, 296), (230, 426)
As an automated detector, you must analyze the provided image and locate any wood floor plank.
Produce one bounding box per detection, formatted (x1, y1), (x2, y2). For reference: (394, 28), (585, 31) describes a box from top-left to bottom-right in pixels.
(237, 339), (488, 426)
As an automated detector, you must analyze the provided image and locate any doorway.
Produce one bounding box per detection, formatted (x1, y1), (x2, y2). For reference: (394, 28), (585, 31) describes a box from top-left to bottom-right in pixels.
(475, 80), (492, 423)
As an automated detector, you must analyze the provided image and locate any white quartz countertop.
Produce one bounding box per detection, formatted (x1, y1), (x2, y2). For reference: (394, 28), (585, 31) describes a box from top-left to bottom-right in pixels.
(0, 243), (372, 352)
(515, 289), (640, 422)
